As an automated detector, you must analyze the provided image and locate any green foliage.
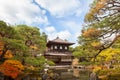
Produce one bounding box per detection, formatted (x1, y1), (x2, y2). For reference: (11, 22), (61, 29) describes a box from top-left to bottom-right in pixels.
(73, 46), (83, 58)
(25, 56), (46, 66)
(79, 61), (92, 66)
(0, 21), (29, 63)
(47, 60), (55, 66)
(98, 68), (120, 80)
(0, 21), (47, 72)
(15, 25), (46, 53)
(73, 51), (82, 58)
(78, 0), (120, 62)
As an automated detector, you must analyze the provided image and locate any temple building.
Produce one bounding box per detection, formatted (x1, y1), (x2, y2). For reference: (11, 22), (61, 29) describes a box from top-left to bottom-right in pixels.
(44, 37), (74, 65)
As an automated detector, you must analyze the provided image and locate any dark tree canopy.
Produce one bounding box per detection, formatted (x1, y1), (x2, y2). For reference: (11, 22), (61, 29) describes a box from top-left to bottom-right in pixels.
(77, 0), (120, 61)
(0, 21), (47, 66)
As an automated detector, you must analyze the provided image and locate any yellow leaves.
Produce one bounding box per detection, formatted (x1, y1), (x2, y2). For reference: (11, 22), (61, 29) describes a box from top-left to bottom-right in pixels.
(25, 65), (35, 71)
(91, 41), (101, 47)
(100, 48), (120, 56)
(29, 66), (35, 70)
(0, 60), (24, 79)
(99, 48), (120, 61)
(30, 45), (38, 50)
(4, 50), (13, 58)
(82, 28), (101, 37)
(93, 66), (102, 73)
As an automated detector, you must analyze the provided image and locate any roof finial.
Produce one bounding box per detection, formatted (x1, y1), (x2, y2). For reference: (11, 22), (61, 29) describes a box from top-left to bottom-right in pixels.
(56, 35), (59, 39)
(56, 36), (59, 39)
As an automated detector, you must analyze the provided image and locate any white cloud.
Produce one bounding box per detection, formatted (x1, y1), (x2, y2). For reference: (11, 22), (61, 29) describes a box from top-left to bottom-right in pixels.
(44, 27), (71, 41)
(0, 0), (93, 48)
(0, 0), (49, 25)
(75, 32), (80, 38)
(79, 0), (94, 15)
(62, 21), (82, 33)
(45, 26), (56, 33)
(60, 21), (82, 47)
(75, 9), (82, 17)
(47, 30), (71, 40)
(57, 30), (71, 40)
(35, 0), (81, 17)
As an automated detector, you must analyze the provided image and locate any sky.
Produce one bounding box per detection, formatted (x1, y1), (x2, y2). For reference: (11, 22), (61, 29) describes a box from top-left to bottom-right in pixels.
(0, 0), (93, 47)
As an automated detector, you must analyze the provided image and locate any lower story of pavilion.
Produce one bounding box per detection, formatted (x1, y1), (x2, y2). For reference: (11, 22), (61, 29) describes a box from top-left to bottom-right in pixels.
(44, 52), (74, 65)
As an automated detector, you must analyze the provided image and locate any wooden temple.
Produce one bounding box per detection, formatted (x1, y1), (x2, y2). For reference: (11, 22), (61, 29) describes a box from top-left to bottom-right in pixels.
(44, 37), (74, 65)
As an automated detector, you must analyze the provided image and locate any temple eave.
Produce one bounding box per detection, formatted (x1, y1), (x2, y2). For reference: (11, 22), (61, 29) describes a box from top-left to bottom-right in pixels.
(44, 52), (73, 56)
(47, 41), (74, 45)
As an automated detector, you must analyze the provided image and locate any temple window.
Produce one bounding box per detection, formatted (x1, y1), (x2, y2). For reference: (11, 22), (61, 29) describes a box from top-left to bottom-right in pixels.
(54, 46), (57, 49)
(65, 46), (68, 50)
(60, 46), (62, 49)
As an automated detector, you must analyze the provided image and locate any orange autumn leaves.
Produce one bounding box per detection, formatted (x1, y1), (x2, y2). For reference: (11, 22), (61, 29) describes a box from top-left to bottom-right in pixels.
(4, 50), (13, 58)
(82, 28), (101, 38)
(85, 0), (108, 22)
(82, 28), (102, 49)
(0, 41), (24, 79)
(92, 0), (107, 13)
(0, 60), (24, 79)
(0, 41), (4, 55)
(0, 41), (13, 58)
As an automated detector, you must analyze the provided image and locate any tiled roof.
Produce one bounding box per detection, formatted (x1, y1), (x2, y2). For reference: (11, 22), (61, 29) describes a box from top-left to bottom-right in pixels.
(47, 37), (74, 45)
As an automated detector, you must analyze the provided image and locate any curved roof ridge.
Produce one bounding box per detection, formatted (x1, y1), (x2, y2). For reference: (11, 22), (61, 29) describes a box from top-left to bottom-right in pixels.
(47, 37), (74, 45)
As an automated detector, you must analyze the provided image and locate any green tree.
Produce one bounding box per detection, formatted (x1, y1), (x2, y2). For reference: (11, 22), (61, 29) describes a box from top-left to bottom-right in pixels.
(78, 0), (120, 62)
(0, 21), (28, 62)
(14, 25), (46, 66)
(0, 21), (47, 70)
